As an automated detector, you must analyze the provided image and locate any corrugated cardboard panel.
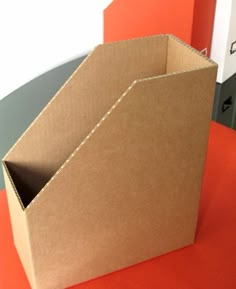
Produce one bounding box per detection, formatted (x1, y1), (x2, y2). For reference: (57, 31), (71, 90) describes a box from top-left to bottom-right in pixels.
(0, 55), (87, 190)
(2, 163), (35, 288)
(4, 35), (168, 207)
(24, 66), (216, 289)
(167, 36), (211, 73)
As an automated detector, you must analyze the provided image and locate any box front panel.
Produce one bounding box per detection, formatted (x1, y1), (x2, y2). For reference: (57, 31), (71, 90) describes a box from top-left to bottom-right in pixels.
(2, 164), (35, 288)
(25, 66), (216, 289)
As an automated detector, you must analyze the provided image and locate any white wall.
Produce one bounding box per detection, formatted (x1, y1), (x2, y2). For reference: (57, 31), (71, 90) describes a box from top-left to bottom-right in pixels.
(0, 0), (112, 100)
(210, 0), (236, 83)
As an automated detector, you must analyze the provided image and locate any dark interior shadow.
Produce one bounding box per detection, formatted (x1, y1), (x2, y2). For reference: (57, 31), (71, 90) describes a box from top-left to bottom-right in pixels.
(4, 161), (51, 208)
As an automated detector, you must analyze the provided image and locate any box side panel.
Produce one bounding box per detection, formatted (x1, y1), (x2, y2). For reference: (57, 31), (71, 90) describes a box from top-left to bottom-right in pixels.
(167, 36), (213, 74)
(104, 0), (195, 44)
(2, 163), (35, 288)
(4, 35), (168, 206)
(26, 67), (216, 289)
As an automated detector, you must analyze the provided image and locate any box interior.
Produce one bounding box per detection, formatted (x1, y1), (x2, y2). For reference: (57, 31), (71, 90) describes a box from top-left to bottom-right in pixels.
(3, 35), (213, 209)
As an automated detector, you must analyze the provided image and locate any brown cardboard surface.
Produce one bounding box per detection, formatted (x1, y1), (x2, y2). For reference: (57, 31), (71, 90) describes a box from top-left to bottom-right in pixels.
(2, 35), (217, 289)
(2, 163), (35, 288)
(3, 35), (168, 206)
(167, 36), (211, 73)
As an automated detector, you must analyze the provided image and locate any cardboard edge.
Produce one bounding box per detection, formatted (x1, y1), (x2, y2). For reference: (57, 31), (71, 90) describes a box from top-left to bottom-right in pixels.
(103, 33), (169, 46)
(2, 160), (25, 211)
(135, 65), (218, 85)
(24, 79), (137, 212)
(2, 161), (38, 288)
(24, 214), (39, 289)
(25, 64), (217, 213)
(3, 34), (214, 164)
(102, 33), (216, 67)
(5, 34), (217, 211)
(103, 33), (216, 68)
(2, 46), (101, 162)
(167, 34), (217, 66)
(193, 72), (217, 242)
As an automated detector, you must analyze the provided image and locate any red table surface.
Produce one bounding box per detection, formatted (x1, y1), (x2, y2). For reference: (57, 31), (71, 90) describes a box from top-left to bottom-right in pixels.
(1, 121), (236, 289)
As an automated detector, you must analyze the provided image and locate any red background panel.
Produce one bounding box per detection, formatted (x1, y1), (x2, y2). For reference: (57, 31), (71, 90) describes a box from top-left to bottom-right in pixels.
(1, 121), (236, 289)
(104, 0), (195, 44)
(104, 0), (216, 56)
(191, 0), (216, 55)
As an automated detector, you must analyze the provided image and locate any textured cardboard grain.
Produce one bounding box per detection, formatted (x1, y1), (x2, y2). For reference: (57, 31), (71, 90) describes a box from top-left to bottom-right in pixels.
(2, 35), (217, 289)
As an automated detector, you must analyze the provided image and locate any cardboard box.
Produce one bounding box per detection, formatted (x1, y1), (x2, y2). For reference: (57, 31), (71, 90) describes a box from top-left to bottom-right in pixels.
(104, 0), (216, 56)
(213, 73), (236, 129)
(211, 0), (236, 83)
(2, 35), (217, 289)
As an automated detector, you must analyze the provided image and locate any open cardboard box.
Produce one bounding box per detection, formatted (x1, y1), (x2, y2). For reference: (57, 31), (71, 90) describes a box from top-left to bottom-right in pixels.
(2, 35), (217, 289)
